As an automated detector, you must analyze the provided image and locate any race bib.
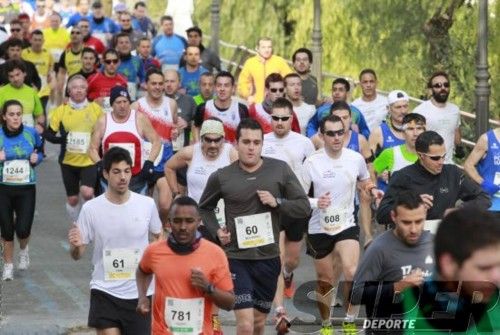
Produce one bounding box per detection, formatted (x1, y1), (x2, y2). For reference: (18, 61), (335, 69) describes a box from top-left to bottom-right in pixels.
(235, 212), (274, 249)
(66, 132), (90, 154)
(109, 143), (136, 166)
(2, 160), (30, 184)
(424, 220), (441, 235)
(102, 248), (141, 281)
(165, 297), (204, 335)
(214, 199), (226, 227)
(142, 141), (164, 166)
(320, 207), (348, 235)
(494, 172), (500, 198)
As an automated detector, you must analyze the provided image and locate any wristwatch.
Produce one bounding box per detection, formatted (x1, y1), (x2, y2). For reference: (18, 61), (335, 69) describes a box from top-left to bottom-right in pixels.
(206, 283), (215, 295)
(275, 198), (283, 208)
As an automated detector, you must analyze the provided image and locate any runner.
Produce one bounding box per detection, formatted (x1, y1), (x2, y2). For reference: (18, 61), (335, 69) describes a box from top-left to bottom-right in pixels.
(0, 100), (43, 281)
(261, 97), (315, 333)
(193, 71), (248, 144)
(43, 75), (103, 221)
(68, 147), (162, 334)
(131, 68), (178, 221)
(199, 118), (311, 335)
(301, 114), (383, 334)
(464, 127), (500, 213)
(136, 196), (235, 335)
(88, 85), (161, 195)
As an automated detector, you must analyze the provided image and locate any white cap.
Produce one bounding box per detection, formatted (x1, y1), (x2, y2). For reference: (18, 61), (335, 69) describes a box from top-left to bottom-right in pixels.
(387, 90), (409, 105)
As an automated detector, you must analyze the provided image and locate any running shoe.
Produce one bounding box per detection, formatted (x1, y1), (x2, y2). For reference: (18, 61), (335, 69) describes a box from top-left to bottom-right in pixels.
(2, 263), (13, 281)
(342, 321), (358, 334)
(319, 324), (334, 335)
(275, 307), (290, 334)
(283, 271), (295, 298)
(18, 247), (30, 270)
(212, 314), (223, 335)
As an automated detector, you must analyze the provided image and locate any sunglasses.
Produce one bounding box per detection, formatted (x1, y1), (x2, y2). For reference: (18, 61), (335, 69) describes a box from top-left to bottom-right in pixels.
(269, 88), (285, 93)
(10, 28), (21, 32)
(104, 59), (119, 64)
(324, 129), (345, 137)
(171, 217), (197, 224)
(419, 152), (446, 161)
(432, 82), (450, 89)
(271, 115), (290, 122)
(203, 136), (223, 144)
(71, 31), (81, 35)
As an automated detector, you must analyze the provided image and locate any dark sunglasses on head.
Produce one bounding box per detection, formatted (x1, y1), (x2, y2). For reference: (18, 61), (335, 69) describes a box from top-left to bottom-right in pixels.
(269, 88), (285, 93)
(203, 136), (223, 144)
(419, 152), (446, 161)
(432, 82), (450, 89)
(271, 115), (290, 122)
(10, 28), (21, 32)
(104, 59), (119, 64)
(324, 129), (345, 137)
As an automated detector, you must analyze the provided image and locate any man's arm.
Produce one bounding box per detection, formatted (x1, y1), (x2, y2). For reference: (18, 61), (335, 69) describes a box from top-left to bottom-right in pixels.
(359, 135), (376, 182)
(376, 172), (406, 224)
(368, 127), (383, 157)
(164, 146), (192, 194)
(198, 171), (223, 238)
(278, 163), (311, 218)
(138, 113), (161, 162)
(457, 169), (491, 210)
(68, 223), (86, 261)
(135, 266), (154, 315)
(88, 115), (106, 163)
(454, 127), (462, 146)
(190, 268), (235, 311)
(237, 60), (252, 100)
(463, 133), (488, 184)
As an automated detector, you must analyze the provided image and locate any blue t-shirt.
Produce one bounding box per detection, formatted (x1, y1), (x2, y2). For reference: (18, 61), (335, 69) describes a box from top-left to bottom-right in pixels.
(178, 66), (208, 97)
(117, 55), (145, 83)
(66, 13), (90, 28)
(89, 17), (120, 35)
(152, 34), (187, 65)
(0, 126), (43, 185)
(478, 130), (500, 211)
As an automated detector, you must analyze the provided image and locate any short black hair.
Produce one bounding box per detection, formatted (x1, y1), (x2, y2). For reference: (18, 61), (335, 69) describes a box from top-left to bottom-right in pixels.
(402, 113), (426, 126)
(160, 15), (173, 24)
(415, 131), (444, 153)
(169, 196), (199, 217)
(284, 73), (301, 85)
(393, 190), (424, 213)
(435, 208), (500, 274)
(265, 73), (284, 89)
(236, 118), (263, 141)
(31, 29), (43, 37)
(5, 59), (26, 74)
(6, 38), (24, 50)
(215, 71), (234, 86)
(103, 147), (133, 172)
(427, 71), (450, 89)
(145, 67), (163, 82)
(186, 26), (202, 36)
(359, 68), (377, 81)
(330, 101), (351, 116)
(103, 48), (119, 60)
(272, 97), (293, 113)
(292, 47), (312, 63)
(82, 46), (98, 60)
(134, 1), (146, 9)
(320, 114), (343, 134)
(332, 78), (350, 92)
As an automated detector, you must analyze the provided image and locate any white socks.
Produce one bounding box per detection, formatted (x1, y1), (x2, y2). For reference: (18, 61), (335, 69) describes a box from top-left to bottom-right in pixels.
(66, 202), (82, 222)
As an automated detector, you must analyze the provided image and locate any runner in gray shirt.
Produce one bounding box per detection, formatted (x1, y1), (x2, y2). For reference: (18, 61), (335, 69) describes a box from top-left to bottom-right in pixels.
(199, 118), (310, 335)
(351, 191), (434, 334)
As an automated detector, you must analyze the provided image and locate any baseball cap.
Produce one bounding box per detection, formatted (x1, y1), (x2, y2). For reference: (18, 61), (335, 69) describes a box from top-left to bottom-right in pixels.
(200, 119), (224, 137)
(114, 3), (127, 12)
(109, 86), (131, 105)
(387, 90), (409, 105)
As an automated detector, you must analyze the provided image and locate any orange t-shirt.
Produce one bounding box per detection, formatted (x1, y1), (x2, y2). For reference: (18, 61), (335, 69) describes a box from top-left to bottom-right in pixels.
(139, 239), (233, 335)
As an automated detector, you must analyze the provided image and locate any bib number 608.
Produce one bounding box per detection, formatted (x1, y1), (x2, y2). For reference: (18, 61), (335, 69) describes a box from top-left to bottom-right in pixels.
(324, 215), (340, 223)
(245, 226), (258, 235)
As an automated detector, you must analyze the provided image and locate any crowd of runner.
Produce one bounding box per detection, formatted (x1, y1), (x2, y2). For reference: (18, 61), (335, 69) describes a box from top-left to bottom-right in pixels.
(0, 1), (499, 335)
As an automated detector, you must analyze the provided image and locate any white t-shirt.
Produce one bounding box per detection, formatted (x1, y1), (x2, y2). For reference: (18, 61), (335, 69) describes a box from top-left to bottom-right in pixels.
(413, 100), (460, 164)
(77, 192), (162, 299)
(263, 131), (315, 179)
(352, 94), (389, 131)
(293, 102), (316, 136)
(302, 148), (370, 235)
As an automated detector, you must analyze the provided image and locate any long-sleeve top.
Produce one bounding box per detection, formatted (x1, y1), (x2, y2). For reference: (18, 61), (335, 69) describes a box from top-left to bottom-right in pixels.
(376, 162), (491, 224)
(199, 157), (311, 260)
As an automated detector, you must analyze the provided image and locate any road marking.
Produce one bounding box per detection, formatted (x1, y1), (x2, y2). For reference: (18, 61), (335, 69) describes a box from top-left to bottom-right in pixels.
(21, 276), (59, 315)
(44, 270), (88, 312)
(59, 240), (70, 251)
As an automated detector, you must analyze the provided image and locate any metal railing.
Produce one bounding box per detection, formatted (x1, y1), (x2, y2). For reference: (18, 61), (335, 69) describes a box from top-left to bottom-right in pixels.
(209, 38), (499, 148)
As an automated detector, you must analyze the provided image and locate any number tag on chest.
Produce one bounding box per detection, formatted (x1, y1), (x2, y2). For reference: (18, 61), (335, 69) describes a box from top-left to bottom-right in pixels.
(235, 212), (274, 249)
(66, 132), (90, 154)
(320, 207), (348, 235)
(214, 199), (226, 227)
(102, 248), (141, 281)
(165, 297), (204, 335)
(2, 160), (30, 184)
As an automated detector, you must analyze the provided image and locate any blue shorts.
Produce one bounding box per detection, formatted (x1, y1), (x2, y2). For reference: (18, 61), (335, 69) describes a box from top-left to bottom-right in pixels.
(229, 257), (281, 314)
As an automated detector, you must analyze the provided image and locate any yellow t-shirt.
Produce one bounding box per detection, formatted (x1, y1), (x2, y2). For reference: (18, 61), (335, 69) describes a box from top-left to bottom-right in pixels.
(49, 102), (104, 167)
(42, 27), (70, 60)
(22, 48), (54, 97)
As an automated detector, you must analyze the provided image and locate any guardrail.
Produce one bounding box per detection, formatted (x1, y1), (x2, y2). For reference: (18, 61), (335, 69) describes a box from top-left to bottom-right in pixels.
(210, 38), (499, 148)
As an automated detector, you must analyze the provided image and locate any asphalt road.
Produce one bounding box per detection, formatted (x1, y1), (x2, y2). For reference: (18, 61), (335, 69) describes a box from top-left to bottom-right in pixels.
(0, 143), (369, 335)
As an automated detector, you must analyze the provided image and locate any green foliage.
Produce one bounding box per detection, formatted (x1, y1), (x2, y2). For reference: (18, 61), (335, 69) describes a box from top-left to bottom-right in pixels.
(189, 0), (498, 120)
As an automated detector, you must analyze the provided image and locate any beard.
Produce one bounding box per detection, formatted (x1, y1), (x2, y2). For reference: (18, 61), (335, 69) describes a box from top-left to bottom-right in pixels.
(432, 90), (449, 103)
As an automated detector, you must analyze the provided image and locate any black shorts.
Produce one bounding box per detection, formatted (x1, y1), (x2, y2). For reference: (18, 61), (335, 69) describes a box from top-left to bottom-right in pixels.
(88, 289), (151, 334)
(60, 164), (97, 196)
(148, 171), (165, 187)
(229, 257), (281, 314)
(306, 226), (360, 259)
(279, 213), (308, 242)
(176, 166), (187, 186)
